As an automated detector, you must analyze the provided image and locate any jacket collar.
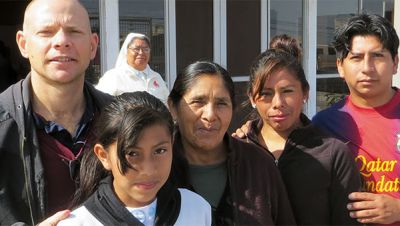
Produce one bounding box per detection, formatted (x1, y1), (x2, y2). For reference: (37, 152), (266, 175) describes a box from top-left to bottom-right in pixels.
(84, 176), (181, 226)
(247, 113), (313, 149)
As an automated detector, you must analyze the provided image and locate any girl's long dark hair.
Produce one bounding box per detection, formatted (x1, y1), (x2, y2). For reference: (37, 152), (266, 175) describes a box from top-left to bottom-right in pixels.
(71, 91), (173, 208)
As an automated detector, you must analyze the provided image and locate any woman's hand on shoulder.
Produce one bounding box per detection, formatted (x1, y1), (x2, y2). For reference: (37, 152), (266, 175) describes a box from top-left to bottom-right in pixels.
(231, 120), (251, 138)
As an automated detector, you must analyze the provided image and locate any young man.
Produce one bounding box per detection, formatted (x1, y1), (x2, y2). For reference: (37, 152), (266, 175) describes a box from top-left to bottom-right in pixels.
(0, 0), (112, 225)
(313, 14), (400, 225)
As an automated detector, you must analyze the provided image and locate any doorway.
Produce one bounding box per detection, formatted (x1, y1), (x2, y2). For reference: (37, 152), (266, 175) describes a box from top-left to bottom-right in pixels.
(0, 0), (29, 92)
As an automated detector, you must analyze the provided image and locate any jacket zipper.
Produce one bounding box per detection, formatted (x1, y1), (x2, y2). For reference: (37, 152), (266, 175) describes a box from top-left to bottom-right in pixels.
(21, 135), (36, 226)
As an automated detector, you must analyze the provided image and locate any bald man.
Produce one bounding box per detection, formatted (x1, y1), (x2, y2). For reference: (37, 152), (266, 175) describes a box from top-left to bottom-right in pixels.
(0, 0), (113, 225)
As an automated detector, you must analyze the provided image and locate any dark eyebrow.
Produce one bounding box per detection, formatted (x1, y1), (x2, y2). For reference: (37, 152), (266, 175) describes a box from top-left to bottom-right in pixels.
(188, 95), (207, 100)
(130, 140), (170, 150)
(348, 51), (363, 56)
(260, 88), (273, 92)
(215, 97), (231, 102)
(152, 140), (170, 148)
(281, 85), (296, 89)
(262, 85), (295, 91)
(349, 49), (386, 55)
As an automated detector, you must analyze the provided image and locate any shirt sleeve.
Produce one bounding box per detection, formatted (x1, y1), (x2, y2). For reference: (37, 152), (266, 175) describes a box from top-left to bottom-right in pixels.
(329, 139), (363, 225)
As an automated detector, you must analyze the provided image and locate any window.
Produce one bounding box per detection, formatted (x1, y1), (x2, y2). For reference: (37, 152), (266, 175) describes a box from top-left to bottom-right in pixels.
(119, 0), (165, 78)
(175, 0), (213, 74)
(316, 0), (394, 111)
(228, 0), (303, 131)
(227, 0), (260, 77)
(270, 0), (303, 44)
(224, 0), (260, 131)
(81, 0), (100, 84)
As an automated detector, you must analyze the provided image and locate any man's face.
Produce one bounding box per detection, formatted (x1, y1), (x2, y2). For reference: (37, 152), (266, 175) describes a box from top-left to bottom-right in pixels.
(16, 0), (98, 85)
(337, 35), (398, 107)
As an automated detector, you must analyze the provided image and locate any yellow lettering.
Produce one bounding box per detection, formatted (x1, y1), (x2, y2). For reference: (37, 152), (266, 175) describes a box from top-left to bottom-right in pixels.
(365, 180), (375, 192)
(355, 156), (398, 176)
(367, 160), (376, 173)
(355, 155), (371, 177)
(376, 175), (385, 192)
(388, 160), (397, 171)
(384, 178), (394, 192)
(376, 158), (383, 171)
(394, 178), (400, 192)
(364, 176), (400, 192)
(380, 160), (388, 172)
(355, 155), (399, 193)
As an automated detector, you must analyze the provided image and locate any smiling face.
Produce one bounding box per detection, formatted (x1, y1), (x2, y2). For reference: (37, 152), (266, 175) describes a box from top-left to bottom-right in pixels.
(251, 68), (307, 137)
(16, 0), (98, 85)
(127, 38), (150, 71)
(337, 35), (398, 107)
(95, 123), (172, 208)
(170, 74), (233, 153)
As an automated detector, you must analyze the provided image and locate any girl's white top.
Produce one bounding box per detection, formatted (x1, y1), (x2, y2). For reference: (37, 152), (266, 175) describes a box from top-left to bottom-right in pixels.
(57, 188), (212, 226)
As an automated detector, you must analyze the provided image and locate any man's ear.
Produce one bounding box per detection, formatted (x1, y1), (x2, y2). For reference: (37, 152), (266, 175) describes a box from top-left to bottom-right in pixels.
(94, 144), (111, 170)
(89, 33), (99, 60)
(303, 93), (309, 104)
(337, 59), (345, 79)
(392, 54), (399, 75)
(16, 31), (29, 59)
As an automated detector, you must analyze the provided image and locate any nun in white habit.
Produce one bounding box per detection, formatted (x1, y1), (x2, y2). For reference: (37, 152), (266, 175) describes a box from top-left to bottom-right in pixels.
(96, 33), (169, 104)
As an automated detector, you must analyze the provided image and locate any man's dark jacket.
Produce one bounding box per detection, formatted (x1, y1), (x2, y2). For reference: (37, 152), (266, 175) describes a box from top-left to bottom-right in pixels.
(0, 75), (113, 225)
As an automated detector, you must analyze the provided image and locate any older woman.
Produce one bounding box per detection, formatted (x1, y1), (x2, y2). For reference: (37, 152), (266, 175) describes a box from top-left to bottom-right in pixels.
(96, 33), (169, 104)
(168, 61), (296, 225)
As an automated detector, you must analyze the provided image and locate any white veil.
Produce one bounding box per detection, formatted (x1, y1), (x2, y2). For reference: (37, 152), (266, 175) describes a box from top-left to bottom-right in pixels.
(114, 32), (147, 68)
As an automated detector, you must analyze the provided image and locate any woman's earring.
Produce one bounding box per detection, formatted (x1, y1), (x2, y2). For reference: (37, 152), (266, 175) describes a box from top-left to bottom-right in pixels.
(303, 99), (307, 104)
(252, 103), (256, 109)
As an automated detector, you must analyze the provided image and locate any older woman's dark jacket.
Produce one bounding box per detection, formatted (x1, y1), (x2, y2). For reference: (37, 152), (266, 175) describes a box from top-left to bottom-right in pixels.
(171, 132), (296, 226)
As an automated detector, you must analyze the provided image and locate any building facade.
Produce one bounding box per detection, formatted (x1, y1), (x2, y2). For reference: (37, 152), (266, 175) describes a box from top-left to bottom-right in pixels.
(0, 0), (397, 129)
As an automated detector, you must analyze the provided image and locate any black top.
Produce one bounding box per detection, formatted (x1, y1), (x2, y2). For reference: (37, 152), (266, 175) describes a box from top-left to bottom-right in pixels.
(246, 114), (362, 225)
(171, 131), (297, 226)
(84, 176), (181, 226)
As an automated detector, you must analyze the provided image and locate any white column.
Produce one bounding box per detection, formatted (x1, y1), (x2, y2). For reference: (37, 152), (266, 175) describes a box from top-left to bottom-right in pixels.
(214, 0), (227, 68)
(260, 0), (269, 51)
(99, 0), (119, 76)
(165, 0), (177, 90)
(303, 0), (317, 117)
(393, 0), (400, 88)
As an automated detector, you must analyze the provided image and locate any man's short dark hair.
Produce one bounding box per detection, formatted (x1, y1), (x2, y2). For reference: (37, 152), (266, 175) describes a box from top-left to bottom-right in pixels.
(333, 14), (399, 62)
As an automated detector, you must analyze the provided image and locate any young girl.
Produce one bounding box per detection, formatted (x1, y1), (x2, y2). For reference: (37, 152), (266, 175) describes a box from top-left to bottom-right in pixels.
(58, 91), (211, 226)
